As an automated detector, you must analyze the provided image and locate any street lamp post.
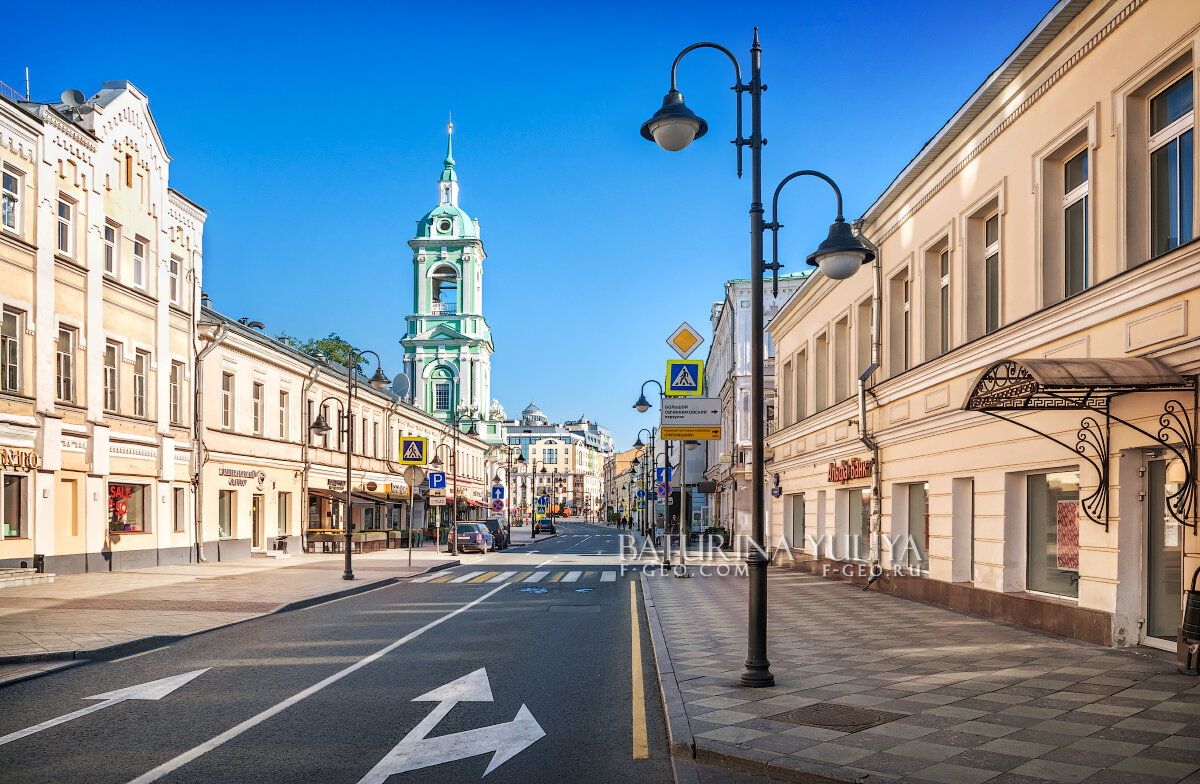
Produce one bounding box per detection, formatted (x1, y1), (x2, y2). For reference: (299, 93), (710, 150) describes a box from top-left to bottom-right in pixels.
(429, 375), (480, 556)
(640, 31), (874, 688)
(496, 445), (525, 543)
(308, 349), (390, 581)
(634, 427), (655, 535)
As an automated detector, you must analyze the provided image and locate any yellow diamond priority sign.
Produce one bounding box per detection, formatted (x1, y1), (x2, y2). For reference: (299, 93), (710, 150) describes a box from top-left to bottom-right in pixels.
(667, 322), (704, 359)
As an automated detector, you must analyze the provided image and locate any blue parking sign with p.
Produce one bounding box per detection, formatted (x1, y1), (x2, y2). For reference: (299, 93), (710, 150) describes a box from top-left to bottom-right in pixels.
(428, 471), (446, 490)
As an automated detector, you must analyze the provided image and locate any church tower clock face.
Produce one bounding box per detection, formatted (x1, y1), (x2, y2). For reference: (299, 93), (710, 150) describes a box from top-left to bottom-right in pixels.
(399, 120), (499, 444)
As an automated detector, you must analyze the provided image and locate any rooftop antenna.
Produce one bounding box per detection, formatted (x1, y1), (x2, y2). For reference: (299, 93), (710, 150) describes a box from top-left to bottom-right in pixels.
(59, 89), (94, 121)
(24, 68), (29, 101)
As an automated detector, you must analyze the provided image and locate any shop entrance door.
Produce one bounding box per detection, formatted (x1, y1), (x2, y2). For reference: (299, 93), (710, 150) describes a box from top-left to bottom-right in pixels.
(251, 494), (264, 549)
(1144, 458), (1184, 648)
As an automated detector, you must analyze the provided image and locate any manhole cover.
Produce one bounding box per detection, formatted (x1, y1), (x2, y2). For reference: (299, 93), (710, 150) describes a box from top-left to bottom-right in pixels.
(764, 702), (907, 733)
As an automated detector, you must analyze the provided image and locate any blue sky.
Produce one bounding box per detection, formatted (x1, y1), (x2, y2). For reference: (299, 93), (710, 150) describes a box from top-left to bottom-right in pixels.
(10, 0), (1054, 450)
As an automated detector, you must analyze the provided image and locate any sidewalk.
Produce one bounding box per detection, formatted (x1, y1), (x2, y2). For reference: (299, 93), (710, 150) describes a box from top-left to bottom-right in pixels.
(642, 567), (1200, 784)
(0, 545), (458, 687)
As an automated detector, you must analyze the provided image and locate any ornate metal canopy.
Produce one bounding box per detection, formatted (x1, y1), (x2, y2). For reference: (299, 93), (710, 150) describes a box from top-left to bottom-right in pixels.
(962, 358), (1197, 532)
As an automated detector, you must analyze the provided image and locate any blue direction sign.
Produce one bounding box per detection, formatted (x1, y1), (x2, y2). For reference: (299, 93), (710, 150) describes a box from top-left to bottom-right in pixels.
(428, 471), (446, 490)
(636, 489), (645, 499)
(665, 359), (703, 396)
(655, 467), (674, 485)
(491, 486), (505, 500)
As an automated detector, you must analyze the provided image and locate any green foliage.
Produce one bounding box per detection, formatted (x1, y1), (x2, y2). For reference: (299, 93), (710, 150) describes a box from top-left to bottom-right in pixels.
(276, 331), (363, 373)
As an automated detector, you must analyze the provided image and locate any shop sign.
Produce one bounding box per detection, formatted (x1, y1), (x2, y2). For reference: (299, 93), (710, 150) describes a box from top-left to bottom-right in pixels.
(328, 478), (347, 491)
(0, 447), (40, 471)
(219, 467), (266, 490)
(828, 458), (873, 484)
(365, 481), (378, 491)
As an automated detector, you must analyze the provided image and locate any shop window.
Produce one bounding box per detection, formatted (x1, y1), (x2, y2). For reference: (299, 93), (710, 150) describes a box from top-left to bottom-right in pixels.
(1027, 471), (1080, 598)
(789, 493), (805, 550)
(847, 488), (870, 561)
(906, 482), (929, 572)
(218, 489), (234, 538)
(308, 494), (320, 530)
(2, 308), (23, 393)
(277, 492), (290, 535)
(173, 487), (186, 532)
(2, 474), (26, 538)
(108, 482), (148, 533)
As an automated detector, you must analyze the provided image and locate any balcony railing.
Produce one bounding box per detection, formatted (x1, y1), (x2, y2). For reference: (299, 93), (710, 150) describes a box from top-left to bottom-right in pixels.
(431, 302), (457, 315)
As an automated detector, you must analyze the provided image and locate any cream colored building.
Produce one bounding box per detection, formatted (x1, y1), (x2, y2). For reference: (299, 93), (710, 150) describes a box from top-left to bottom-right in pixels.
(197, 304), (494, 556)
(767, 0), (1200, 651)
(1, 83), (203, 573)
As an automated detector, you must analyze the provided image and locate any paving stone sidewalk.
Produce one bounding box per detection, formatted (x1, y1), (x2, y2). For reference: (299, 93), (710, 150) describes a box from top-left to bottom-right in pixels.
(0, 546), (457, 685)
(643, 568), (1200, 784)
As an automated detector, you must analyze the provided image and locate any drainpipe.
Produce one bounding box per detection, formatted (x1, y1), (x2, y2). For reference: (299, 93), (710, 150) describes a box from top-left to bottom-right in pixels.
(299, 363), (320, 534)
(193, 305), (227, 563)
(851, 219), (884, 590)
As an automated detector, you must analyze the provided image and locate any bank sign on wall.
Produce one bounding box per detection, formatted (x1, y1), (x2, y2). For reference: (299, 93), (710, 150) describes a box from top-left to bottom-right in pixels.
(828, 458), (873, 484)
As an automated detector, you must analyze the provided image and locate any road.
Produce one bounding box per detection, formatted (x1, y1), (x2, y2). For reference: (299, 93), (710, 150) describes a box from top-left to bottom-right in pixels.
(0, 520), (675, 784)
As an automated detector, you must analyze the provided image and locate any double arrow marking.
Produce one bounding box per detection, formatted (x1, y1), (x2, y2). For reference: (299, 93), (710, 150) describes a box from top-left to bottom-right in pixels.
(0, 669), (209, 747)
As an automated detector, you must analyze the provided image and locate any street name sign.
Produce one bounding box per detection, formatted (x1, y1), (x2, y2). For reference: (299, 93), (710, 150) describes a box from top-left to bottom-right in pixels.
(661, 426), (721, 440)
(665, 360), (703, 396)
(428, 496), (447, 507)
(666, 322), (704, 359)
(660, 396), (720, 427)
(400, 437), (428, 465)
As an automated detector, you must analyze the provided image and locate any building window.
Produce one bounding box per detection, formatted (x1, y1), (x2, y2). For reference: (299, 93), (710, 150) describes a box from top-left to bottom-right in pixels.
(322, 404), (330, 449)
(56, 327), (75, 402)
(847, 487), (870, 561)
(133, 240), (146, 289)
(373, 422), (379, 457)
(108, 482), (148, 533)
(433, 381), (451, 412)
(103, 225), (121, 278)
(277, 492), (290, 535)
(57, 199), (72, 255)
(431, 267), (458, 315)
(1, 308), (21, 393)
(170, 362), (184, 425)
(362, 418), (368, 456)
(545, 448), (558, 465)
(794, 349), (807, 421)
(887, 270), (910, 375)
(1064, 150), (1089, 297)
(1150, 73), (1194, 257)
(133, 351), (148, 417)
(2, 474), (27, 538)
(218, 489), (233, 538)
(789, 493), (805, 550)
(2, 169), (19, 233)
(173, 487), (186, 532)
(169, 257), (181, 303)
(923, 244), (950, 359)
(221, 373), (234, 429)
(125, 154), (133, 188)
(279, 391), (289, 439)
(906, 482), (929, 572)
(814, 332), (828, 411)
(252, 383), (263, 435)
(984, 214), (1000, 334)
(104, 342), (120, 412)
(938, 250), (950, 354)
(1027, 471), (1080, 598)
(833, 316), (849, 402)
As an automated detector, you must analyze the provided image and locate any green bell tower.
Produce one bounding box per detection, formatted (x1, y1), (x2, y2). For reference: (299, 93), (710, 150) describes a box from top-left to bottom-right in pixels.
(401, 120), (501, 442)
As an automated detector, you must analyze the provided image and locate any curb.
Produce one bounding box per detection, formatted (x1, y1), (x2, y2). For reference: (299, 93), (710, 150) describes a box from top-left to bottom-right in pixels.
(0, 557), (462, 675)
(641, 573), (864, 784)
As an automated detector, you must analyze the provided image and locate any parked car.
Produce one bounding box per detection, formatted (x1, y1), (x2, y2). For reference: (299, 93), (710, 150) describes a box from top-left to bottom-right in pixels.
(452, 522), (494, 553)
(481, 518), (509, 549)
(533, 517), (556, 536)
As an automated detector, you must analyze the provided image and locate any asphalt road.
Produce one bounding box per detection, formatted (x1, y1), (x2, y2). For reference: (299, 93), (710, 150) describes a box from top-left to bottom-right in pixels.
(0, 521), (673, 784)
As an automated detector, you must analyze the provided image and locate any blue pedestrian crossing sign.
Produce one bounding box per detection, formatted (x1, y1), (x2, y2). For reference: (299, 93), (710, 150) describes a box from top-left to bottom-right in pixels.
(635, 500), (645, 511)
(535, 499), (548, 513)
(399, 437), (428, 465)
(428, 471), (446, 490)
(491, 485), (505, 500)
(655, 467), (674, 485)
(666, 359), (703, 396)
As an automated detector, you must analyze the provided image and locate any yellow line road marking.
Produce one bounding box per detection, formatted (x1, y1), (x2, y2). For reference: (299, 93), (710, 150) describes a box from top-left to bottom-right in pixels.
(630, 580), (648, 759)
(430, 574), (456, 583)
(112, 646), (168, 663)
(582, 571), (596, 581)
(469, 571), (501, 583)
(549, 572), (565, 582)
(512, 571), (533, 583)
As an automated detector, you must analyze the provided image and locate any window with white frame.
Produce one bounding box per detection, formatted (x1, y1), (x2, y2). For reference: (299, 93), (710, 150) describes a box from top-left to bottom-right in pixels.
(103, 224), (118, 276)
(56, 199), (72, 255)
(795, 348), (807, 421)
(56, 327), (76, 403)
(984, 214), (1000, 334)
(252, 383), (263, 435)
(169, 256), (181, 303)
(814, 332), (828, 411)
(1064, 149), (1090, 296)
(373, 422), (379, 457)
(103, 342), (120, 412)
(2, 168), (19, 233)
(433, 381), (451, 411)
(134, 351), (149, 417)
(173, 487), (186, 532)
(923, 243), (950, 359)
(279, 390), (289, 439)
(1, 308), (21, 393)
(170, 362), (184, 425)
(3, 473), (28, 538)
(221, 373), (234, 429)
(939, 250), (950, 355)
(887, 269), (910, 376)
(833, 316), (850, 402)
(1150, 73), (1194, 257)
(133, 239), (146, 289)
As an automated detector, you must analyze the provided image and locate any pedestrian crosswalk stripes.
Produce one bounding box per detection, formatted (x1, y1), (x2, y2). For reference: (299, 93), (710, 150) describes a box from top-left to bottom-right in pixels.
(410, 569), (625, 586)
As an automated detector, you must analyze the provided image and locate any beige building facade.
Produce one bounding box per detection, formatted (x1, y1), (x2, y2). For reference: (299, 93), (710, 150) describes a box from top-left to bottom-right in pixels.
(767, 0), (1200, 651)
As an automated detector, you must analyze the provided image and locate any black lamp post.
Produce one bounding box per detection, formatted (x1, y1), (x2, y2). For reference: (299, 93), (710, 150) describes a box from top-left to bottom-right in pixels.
(640, 31), (873, 688)
(497, 445), (525, 543)
(308, 348), (389, 581)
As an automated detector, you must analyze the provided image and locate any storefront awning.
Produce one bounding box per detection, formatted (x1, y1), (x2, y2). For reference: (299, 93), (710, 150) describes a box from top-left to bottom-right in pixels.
(962, 357), (1196, 532)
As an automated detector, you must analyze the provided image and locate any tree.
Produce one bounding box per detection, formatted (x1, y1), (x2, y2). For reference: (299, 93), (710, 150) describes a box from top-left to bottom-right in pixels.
(276, 331), (364, 373)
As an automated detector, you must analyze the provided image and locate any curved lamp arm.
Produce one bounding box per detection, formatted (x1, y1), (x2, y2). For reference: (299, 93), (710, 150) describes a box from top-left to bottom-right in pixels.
(670, 42), (747, 177)
(634, 379), (665, 413)
(765, 170), (860, 294)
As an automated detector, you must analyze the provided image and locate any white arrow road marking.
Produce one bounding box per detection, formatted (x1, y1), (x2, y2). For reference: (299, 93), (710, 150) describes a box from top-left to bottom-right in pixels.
(126, 583), (509, 784)
(357, 668), (544, 782)
(0, 669), (209, 747)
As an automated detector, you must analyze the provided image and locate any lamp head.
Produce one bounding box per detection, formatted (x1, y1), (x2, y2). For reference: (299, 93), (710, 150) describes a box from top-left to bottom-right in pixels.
(806, 218), (875, 280)
(516, 453), (527, 465)
(466, 422), (479, 436)
(640, 89), (708, 152)
(633, 393), (651, 413)
(309, 413), (332, 436)
(633, 436), (645, 449)
(369, 366), (389, 390)
(430, 455), (443, 469)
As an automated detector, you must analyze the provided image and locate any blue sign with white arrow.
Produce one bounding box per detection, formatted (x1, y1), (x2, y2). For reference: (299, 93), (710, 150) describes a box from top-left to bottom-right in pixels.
(655, 467), (674, 485)
(491, 486), (505, 500)
(428, 472), (446, 490)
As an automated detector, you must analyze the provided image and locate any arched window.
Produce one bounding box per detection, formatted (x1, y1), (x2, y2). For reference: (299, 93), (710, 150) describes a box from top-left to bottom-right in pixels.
(431, 266), (458, 315)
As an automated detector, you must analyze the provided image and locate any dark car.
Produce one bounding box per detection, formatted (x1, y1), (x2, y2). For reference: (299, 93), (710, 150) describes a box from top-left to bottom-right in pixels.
(533, 517), (556, 536)
(481, 518), (509, 549)
(451, 522), (494, 553)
